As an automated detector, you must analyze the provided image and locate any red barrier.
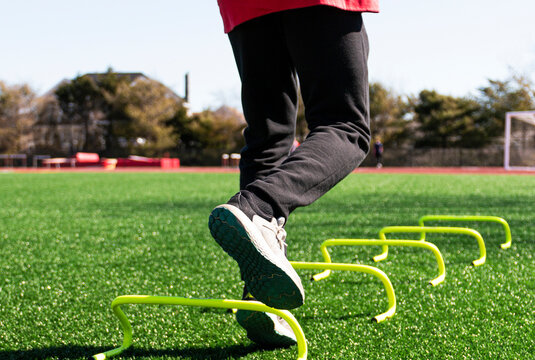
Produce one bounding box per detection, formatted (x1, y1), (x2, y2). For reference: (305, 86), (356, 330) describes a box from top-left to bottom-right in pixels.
(75, 152), (101, 167)
(115, 156), (180, 168)
(161, 158), (180, 169)
(40, 153), (180, 169)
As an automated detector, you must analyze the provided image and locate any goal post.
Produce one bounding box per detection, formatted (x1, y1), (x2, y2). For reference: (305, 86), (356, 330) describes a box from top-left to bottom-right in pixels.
(504, 110), (535, 170)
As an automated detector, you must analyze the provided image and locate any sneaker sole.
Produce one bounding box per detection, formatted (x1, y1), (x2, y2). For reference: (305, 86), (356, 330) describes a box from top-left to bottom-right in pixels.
(209, 205), (304, 309)
(236, 310), (297, 347)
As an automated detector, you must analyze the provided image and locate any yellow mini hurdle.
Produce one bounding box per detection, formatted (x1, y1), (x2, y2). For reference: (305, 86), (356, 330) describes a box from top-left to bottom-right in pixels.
(93, 261), (396, 360)
(92, 296), (307, 360)
(290, 261), (396, 322)
(375, 226), (486, 266)
(418, 215), (512, 249)
(311, 239), (446, 286)
(91, 216), (514, 360)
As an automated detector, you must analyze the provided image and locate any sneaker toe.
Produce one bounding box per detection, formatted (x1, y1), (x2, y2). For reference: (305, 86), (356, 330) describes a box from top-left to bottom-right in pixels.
(236, 310), (297, 347)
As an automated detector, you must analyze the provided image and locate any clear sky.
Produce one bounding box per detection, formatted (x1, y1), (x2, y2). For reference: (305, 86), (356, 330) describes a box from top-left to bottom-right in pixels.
(1, 0), (534, 112)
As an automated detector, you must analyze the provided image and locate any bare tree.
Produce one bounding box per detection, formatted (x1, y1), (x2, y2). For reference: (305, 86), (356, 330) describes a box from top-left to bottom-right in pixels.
(0, 81), (36, 153)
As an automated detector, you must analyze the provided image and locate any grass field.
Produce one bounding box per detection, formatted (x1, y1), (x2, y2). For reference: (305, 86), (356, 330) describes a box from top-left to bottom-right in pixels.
(0, 172), (534, 360)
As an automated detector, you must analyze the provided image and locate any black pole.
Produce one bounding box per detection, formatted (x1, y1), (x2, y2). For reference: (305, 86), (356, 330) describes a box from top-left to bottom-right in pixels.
(184, 73), (189, 103)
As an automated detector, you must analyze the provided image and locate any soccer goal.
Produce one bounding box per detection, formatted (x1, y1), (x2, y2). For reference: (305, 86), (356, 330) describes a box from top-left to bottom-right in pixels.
(504, 110), (535, 170)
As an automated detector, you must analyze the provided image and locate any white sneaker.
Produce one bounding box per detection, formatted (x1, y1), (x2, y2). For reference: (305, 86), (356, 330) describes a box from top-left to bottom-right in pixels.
(209, 204), (304, 309)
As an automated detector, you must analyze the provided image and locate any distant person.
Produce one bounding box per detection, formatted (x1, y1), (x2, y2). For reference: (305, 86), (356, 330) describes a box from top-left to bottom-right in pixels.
(209, 0), (378, 347)
(374, 139), (384, 168)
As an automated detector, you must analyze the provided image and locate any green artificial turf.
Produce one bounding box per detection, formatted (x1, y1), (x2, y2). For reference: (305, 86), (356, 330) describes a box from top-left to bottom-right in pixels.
(0, 172), (533, 359)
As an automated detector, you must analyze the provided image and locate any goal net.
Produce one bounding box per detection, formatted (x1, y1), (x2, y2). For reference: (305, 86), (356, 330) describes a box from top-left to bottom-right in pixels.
(504, 110), (535, 170)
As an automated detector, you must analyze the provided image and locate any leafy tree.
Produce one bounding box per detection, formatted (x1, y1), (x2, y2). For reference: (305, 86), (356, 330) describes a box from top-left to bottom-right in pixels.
(169, 105), (245, 165)
(55, 75), (104, 152)
(209, 105), (246, 151)
(52, 70), (187, 157)
(166, 106), (194, 150)
(113, 77), (182, 156)
(0, 81), (36, 153)
(476, 75), (535, 139)
(94, 70), (132, 156)
(411, 76), (535, 148)
(34, 93), (64, 155)
(369, 82), (411, 147)
(412, 90), (481, 148)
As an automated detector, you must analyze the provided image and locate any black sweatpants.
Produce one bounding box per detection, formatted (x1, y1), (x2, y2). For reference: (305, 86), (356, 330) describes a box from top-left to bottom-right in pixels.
(228, 5), (371, 220)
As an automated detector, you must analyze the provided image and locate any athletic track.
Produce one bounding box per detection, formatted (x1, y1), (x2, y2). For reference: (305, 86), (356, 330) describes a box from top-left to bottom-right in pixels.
(3, 166), (535, 175)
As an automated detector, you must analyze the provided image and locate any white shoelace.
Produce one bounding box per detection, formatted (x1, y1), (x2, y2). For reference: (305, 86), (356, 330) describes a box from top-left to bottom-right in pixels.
(275, 217), (287, 254)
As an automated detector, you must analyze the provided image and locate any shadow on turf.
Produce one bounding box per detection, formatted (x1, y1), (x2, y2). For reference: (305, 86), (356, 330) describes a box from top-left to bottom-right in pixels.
(0, 343), (270, 360)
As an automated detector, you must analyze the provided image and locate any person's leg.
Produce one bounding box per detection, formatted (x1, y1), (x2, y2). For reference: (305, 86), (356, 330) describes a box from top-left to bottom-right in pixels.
(228, 14), (299, 191)
(209, 6), (371, 343)
(244, 6), (371, 221)
(214, 13), (303, 308)
(209, 12), (304, 347)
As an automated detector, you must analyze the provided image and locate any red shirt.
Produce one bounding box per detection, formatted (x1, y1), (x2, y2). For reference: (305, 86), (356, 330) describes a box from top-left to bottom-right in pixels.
(218, 0), (379, 33)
